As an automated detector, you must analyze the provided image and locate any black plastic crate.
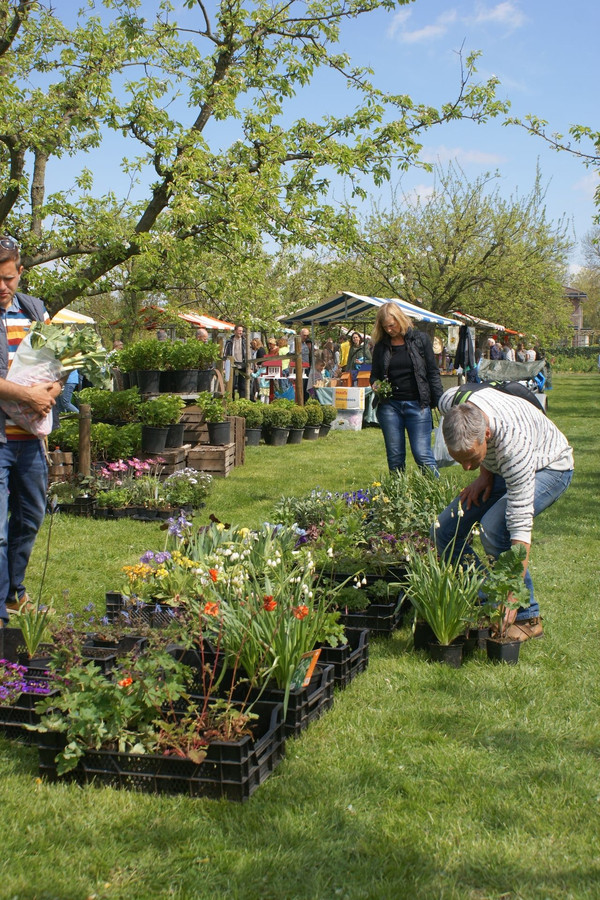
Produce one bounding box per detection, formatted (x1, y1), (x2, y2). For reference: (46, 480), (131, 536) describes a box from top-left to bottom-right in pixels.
(37, 699), (285, 802)
(105, 592), (182, 629)
(317, 628), (369, 689)
(244, 664), (335, 740)
(0, 686), (60, 743)
(340, 599), (402, 636)
(83, 634), (148, 655)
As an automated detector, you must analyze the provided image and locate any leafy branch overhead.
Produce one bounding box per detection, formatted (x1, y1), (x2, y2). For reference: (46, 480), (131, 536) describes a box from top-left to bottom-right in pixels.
(0, 0), (505, 311)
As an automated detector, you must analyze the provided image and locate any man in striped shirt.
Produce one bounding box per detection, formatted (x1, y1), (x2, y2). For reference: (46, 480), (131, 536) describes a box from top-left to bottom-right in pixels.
(434, 385), (574, 641)
(0, 237), (61, 626)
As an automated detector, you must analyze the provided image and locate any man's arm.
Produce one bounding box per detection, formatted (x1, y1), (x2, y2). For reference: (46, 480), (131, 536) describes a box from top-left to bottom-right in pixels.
(459, 465), (494, 509)
(0, 379), (61, 416)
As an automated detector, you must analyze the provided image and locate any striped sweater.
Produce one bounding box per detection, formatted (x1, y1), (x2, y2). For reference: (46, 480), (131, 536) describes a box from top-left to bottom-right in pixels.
(439, 386), (574, 543)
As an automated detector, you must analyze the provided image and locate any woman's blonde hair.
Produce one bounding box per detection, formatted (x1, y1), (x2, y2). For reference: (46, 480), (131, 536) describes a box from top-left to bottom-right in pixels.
(372, 302), (412, 344)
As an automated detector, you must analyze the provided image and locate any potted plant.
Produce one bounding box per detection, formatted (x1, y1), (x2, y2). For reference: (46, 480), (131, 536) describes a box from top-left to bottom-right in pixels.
(163, 341), (202, 393)
(196, 341), (221, 392)
(303, 399), (323, 439)
(261, 404), (291, 446)
(139, 394), (186, 453)
(482, 545), (531, 665)
(319, 404), (337, 437)
(288, 404), (308, 444)
(196, 391), (230, 445)
(228, 399), (263, 445)
(403, 537), (482, 667)
(117, 340), (165, 393)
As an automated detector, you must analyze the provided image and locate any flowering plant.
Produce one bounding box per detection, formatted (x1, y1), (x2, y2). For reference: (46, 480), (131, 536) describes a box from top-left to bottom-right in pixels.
(0, 660), (54, 705)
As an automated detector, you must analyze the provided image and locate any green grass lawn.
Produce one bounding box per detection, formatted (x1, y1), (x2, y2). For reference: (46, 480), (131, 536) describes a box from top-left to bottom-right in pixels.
(2, 375), (599, 900)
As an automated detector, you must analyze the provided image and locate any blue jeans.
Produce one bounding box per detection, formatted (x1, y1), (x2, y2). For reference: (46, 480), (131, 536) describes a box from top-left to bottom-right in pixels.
(376, 399), (438, 474)
(0, 439), (48, 622)
(433, 468), (573, 620)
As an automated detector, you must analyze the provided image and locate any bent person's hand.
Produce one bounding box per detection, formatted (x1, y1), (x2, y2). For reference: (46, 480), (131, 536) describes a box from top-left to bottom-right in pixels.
(459, 471), (492, 510)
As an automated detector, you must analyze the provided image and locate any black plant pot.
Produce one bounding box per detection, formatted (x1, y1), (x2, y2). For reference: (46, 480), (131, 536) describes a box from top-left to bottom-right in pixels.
(171, 370), (198, 393)
(319, 424), (332, 437)
(245, 427), (262, 446)
(165, 422), (185, 448)
(74, 497), (96, 518)
(429, 642), (463, 668)
(159, 370), (176, 393)
(137, 369), (161, 394)
(141, 425), (168, 453)
(197, 369), (216, 392)
(413, 620), (437, 651)
(303, 425), (321, 440)
(469, 625), (490, 650)
(287, 427), (304, 445)
(207, 421), (231, 446)
(486, 637), (520, 665)
(94, 507), (112, 520)
(267, 427), (290, 446)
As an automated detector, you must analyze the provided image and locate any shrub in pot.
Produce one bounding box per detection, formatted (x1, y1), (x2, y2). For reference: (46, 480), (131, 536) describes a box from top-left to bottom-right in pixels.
(288, 404), (308, 444)
(262, 405), (291, 445)
(320, 404), (337, 435)
(197, 392), (230, 444)
(117, 341), (165, 394)
(139, 395), (185, 453)
(304, 399), (324, 427)
(228, 399), (263, 444)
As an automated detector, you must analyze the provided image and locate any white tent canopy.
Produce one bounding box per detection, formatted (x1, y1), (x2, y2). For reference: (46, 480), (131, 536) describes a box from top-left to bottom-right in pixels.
(279, 291), (460, 327)
(451, 310), (505, 333)
(51, 308), (95, 325)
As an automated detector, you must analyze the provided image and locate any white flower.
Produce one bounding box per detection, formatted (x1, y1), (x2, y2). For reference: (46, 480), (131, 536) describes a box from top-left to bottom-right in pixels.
(361, 577), (367, 585)
(457, 506), (464, 518)
(327, 547), (334, 558)
(434, 520), (441, 529)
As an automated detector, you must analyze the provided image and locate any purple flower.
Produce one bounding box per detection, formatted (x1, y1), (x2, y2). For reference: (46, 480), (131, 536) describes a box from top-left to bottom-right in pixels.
(140, 551), (155, 564)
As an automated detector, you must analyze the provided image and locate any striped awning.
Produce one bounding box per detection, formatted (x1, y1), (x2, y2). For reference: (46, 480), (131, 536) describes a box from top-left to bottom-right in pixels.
(279, 292), (459, 327)
(178, 312), (235, 331)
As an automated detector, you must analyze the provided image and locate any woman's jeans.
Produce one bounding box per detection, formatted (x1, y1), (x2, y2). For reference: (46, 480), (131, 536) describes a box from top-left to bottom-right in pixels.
(433, 468), (573, 620)
(0, 439), (48, 622)
(376, 399), (438, 474)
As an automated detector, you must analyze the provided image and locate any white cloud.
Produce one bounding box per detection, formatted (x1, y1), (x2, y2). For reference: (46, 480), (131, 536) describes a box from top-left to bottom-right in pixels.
(572, 171), (599, 200)
(406, 183), (436, 203)
(471, 2), (526, 30)
(421, 145), (507, 165)
(389, 9), (458, 43)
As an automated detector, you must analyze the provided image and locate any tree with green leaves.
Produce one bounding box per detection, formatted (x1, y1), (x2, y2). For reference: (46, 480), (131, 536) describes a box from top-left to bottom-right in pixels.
(0, 0), (504, 314)
(348, 164), (573, 342)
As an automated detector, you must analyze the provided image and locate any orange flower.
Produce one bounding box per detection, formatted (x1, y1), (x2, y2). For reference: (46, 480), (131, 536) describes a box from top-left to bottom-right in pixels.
(118, 676), (133, 688)
(208, 568), (218, 583)
(292, 604), (309, 620)
(204, 601), (220, 617)
(263, 595), (277, 612)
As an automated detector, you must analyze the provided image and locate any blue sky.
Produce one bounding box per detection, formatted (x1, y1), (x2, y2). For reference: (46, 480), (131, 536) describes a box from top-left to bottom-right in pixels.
(326, 0), (600, 270)
(65, 0), (599, 270)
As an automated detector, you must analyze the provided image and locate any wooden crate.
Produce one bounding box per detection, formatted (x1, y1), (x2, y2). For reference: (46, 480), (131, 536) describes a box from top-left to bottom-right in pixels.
(226, 415), (245, 467)
(47, 450), (74, 484)
(140, 445), (190, 465)
(184, 423), (209, 445)
(187, 443), (235, 478)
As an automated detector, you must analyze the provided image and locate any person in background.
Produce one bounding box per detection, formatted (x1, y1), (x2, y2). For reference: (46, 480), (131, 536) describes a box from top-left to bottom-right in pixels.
(516, 342), (527, 363)
(525, 345), (537, 362)
(112, 339), (124, 351)
(339, 331), (350, 369)
(502, 341), (515, 362)
(224, 324), (247, 398)
(0, 236), (61, 625)
(266, 338), (278, 356)
(52, 367), (80, 431)
(344, 332), (371, 384)
(490, 340), (503, 360)
(195, 328), (209, 342)
(321, 338), (339, 375)
(156, 328), (168, 341)
(369, 302), (442, 474)
(435, 385), (573, 641)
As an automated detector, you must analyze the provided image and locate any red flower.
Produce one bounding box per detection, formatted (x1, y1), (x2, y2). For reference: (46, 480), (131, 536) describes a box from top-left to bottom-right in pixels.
(263, 595), (277, 612)
(118, 676), (133, 688)
(203, 601), (220, 617)
(292, 604), (309, 620)
(208, 568), (218, 583)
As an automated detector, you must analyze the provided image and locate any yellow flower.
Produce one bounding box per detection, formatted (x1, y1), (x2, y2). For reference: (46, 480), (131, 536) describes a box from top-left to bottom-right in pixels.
(372, 481), (381, 487)
(216, 522), (225, 531)
(155, 566), (168, 579)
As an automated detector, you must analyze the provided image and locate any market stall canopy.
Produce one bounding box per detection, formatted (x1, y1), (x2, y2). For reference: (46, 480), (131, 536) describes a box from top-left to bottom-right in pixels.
(51, 308), (95, 325)
(178, 312), (235, 330)
(451, 310), (505, 333)
(279, 292), (460, 327)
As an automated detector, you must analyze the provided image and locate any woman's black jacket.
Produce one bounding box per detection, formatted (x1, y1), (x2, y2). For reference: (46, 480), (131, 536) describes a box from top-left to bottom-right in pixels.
(370, 329), (443, 410)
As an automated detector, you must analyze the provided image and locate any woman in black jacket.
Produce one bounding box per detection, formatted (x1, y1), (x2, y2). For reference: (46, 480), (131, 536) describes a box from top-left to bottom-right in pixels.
(370, 302), (443, 474)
